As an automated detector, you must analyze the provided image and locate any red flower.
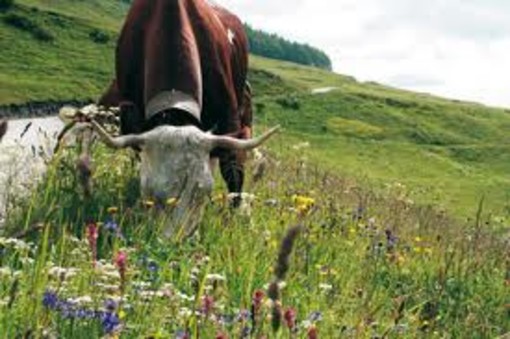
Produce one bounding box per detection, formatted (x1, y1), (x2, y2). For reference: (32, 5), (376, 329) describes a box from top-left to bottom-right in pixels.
(307, 325), (318, 339)
(252, 289), (265, 314)
(284, 307), (297, 330)
(215, 332), (228, 339)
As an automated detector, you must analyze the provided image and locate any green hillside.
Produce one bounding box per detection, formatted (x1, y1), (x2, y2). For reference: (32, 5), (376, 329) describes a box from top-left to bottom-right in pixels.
(2, 0), (510, 217)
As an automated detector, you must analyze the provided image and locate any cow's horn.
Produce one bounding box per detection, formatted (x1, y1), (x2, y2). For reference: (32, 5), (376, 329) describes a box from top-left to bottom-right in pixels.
(89, 120), (145, 149)
(209, 125), (280, 150)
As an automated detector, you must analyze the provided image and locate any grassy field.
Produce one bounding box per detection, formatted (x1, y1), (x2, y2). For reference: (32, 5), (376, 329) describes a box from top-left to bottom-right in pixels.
(1, 1), (510, 337)
(1, 143), (509, 338)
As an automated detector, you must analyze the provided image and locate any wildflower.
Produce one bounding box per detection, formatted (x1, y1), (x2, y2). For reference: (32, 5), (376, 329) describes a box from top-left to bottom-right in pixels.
(252, 290), (265, 314)
(115, 251), (127, 292)
(283, 308), (297, 330)
(104, 218), (118, 233)
(101, 311), (121, 334)
(215, 332), (228, 339)
(308, 311), (323, 322)
(385, 229), (398, 251)
(319, 283), (333, 292)
(202, 295), (215, 317)
(86, 222), (98, 267)
(175, 330), (191, 339)
(307, 325), (318, 339)
(143, 200), (155, 208)
(166, 197), (179, 208)
(292, 195), (315, 215)
(107, 207), (119, 214)
(42, 290), (58, 309)
(206, 273), (226, 282)
(147, 260), (159, 276)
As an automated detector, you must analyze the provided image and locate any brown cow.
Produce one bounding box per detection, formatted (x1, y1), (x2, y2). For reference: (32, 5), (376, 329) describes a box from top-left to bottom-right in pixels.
(91, 0), (278, 233)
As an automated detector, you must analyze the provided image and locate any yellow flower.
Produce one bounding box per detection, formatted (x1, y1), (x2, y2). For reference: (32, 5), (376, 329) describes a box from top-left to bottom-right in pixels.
(107, 207), (118, 214)
(414, 236), (423, 243)
(292, 195), (315, 207)
(292, 195), (315, 215)
(166, 198), (178, 207)
(143, 200), (155, 208)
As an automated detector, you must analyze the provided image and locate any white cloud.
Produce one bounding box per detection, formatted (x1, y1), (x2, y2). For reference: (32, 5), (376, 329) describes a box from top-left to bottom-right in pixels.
(216, 0), (510, 108)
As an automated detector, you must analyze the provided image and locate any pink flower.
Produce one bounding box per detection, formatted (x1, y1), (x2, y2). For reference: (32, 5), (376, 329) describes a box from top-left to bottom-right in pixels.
(202, 295), (215, 317)
(115, 251), (127, 292)
(86, 222), (98, 267)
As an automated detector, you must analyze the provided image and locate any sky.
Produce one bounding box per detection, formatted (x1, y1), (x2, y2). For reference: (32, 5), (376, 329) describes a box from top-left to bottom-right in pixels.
(216, 0), (510, 108)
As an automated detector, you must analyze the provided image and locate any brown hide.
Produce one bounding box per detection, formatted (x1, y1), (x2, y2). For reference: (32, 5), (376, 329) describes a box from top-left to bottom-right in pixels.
(100, 0), (251, 136)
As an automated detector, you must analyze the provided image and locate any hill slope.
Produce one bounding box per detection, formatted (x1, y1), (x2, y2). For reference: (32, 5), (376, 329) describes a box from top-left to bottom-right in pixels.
(2, 0), (510, 216)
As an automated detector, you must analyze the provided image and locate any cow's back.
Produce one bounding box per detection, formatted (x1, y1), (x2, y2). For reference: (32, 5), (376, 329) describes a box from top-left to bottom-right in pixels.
(102, 0), (250, 135)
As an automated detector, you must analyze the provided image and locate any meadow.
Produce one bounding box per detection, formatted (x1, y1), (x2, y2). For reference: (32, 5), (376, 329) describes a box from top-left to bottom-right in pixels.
(1, 140), (509, 338)
(1, 0), (510, 337)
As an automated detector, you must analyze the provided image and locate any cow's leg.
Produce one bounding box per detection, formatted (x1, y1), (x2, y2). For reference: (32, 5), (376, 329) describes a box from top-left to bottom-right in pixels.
(219, 150), (245, 207)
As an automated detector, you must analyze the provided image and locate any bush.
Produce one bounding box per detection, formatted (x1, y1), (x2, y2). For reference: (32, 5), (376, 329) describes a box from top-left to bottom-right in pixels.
(0, 0), (14, 11)
(3, 13), (54, 42)
(275, 94), (300, 110)
(89, 29), (110, 44)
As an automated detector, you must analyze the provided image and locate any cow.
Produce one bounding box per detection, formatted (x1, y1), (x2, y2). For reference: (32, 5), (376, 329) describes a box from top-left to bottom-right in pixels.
(0, 120), (7, 142)
(88, 0), (279, 236)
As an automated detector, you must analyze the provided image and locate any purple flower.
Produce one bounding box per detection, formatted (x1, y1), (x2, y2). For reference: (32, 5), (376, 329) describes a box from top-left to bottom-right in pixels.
(42, 290), (58, 309)
(385, 229), (398, 250)
(101, 312), (120, 334)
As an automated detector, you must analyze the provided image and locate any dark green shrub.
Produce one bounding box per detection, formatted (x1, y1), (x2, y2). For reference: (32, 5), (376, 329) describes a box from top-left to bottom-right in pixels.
(3, 13), (54, 42)
(89, 29), (110, 44)
(0, 0), (14, 11)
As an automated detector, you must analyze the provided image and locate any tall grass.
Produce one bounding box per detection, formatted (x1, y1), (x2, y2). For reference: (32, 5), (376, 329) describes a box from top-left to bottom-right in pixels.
(0, 139), (508, 337)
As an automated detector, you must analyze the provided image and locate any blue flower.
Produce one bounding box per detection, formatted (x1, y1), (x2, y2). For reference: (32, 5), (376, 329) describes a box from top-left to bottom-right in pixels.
(104, 299), (117, 312)
(104, 218), (118, 232)
(101, 311), (120, 334)
(42, 290), (58, 309)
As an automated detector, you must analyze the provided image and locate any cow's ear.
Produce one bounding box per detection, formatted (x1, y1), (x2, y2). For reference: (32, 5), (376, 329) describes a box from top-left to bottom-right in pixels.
(0, 120), (7, 141)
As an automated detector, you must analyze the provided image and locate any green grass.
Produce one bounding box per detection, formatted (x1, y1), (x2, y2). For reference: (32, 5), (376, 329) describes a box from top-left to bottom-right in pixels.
(2, 0), (510, 217)
(0, 144), (509, 337)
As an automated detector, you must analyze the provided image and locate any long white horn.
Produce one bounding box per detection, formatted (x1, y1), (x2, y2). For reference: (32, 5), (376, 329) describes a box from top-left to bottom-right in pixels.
(89, 120), (145, 149)
(208, 125), (280, 150)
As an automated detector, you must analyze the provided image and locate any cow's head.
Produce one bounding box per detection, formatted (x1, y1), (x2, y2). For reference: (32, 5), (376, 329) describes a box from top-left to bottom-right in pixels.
(0, 120), (7, 142)
(90, 120), (279, 236)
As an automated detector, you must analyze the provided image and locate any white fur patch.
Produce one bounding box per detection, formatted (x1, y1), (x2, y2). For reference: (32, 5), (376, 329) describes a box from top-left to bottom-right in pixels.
(227, 28), (235, 45)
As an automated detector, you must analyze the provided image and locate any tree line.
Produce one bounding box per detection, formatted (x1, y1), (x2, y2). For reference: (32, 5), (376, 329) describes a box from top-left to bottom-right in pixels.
(244, 24), (332, 70)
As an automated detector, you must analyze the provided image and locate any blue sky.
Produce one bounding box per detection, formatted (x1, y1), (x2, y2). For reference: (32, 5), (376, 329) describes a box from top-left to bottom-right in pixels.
(217, 0), (510, 108)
